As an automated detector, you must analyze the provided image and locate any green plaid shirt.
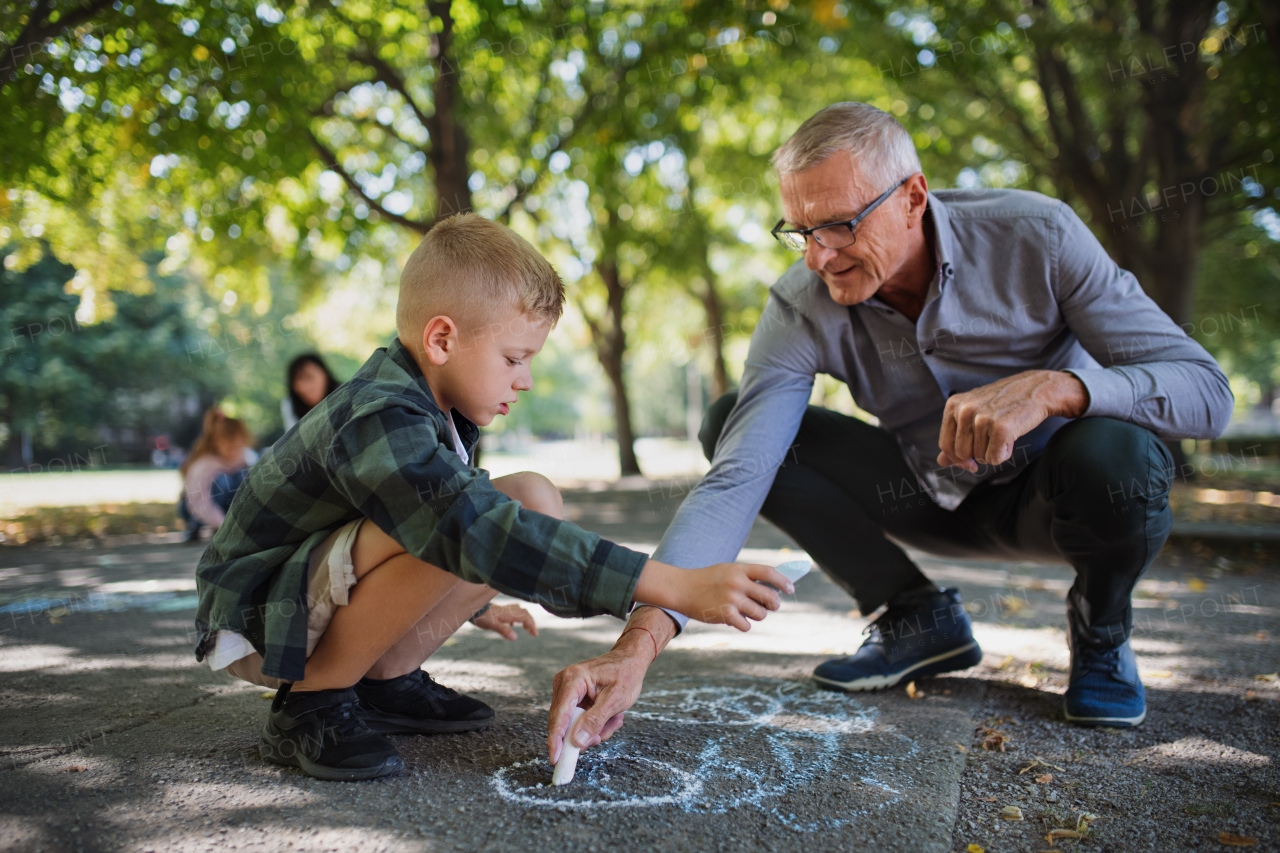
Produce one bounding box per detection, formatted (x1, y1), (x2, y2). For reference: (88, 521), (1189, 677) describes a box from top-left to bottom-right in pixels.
(194, 337), (649, 681)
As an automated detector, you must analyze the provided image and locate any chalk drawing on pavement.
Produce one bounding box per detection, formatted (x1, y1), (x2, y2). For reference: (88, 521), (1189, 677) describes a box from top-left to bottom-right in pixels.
(489, 679), (913, 830)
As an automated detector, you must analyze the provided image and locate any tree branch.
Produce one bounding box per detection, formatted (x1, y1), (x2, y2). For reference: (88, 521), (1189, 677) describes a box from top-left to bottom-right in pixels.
(305, 127), (432, 233)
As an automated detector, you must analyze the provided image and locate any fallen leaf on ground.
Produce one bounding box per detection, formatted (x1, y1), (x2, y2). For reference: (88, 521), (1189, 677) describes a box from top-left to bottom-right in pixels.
(260, 692), (276, 700)
(1077, 812), (1101, 832)
(1254, 673), (1278, 682)
(1000, 806), (1024, 820)
(1188, 578), (1208, 592)
(954, 742), (968, 753)
(966, 845), (984, 853)
(1019, 673), (1039, 688)
(996, 654), (1015, 669)
(1020, 757), (1066, 774)
(1218, 832), (1258, 847)
(1046, 829), (1083, 841)
(981, 729), (1009, 751)
(1244, 690), (1259, 702)
(906, 681), (924, 699)
(978, 796), (997, 802)
(1144, 670), (1172, 678)
(66, 766), (86, 772)
(1035, 774), (1054, 784)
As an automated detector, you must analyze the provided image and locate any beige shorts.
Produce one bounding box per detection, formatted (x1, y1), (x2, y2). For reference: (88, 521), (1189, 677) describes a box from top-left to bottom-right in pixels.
(223, 519), (364, 688)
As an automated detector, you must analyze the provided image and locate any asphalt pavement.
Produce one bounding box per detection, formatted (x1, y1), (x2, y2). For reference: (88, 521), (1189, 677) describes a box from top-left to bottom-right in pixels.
(1, 484), (1276, 852)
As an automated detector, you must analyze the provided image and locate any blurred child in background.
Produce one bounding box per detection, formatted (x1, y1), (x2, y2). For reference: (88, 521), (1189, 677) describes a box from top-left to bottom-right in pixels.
(179, 408), (253, 542)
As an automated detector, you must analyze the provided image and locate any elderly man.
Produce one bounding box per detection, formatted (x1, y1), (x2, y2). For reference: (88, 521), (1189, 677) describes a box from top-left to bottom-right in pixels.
(547, 102), (1232, 764)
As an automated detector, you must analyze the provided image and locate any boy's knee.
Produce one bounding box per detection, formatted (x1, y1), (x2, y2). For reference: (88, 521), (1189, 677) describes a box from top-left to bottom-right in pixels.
(498, 472), (563, 519)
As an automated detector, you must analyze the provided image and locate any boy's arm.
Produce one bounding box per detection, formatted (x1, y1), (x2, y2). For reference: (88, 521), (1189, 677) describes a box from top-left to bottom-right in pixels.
(326, 403), (648, 620)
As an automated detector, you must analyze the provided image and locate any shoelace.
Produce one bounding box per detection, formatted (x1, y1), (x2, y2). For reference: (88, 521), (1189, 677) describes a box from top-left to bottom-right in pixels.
(312, 699), (370, 743)
(1077, 645), (1123, 676)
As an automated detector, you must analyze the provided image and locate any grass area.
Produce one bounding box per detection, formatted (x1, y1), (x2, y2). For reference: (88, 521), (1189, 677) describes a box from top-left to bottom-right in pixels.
(0, 503), (179, 546)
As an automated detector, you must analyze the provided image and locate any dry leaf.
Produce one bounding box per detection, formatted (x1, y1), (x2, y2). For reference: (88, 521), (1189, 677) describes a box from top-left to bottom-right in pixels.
(906, 681), (924, 699)
(1000, 806), (1024, 821)
(978, 796), (997, 802)
(1076, 812), (1101, 832)
(1035, 774), (1054, 784)
(1144, 670), (1172, 678)
(1244, 690), (1259, 702)
(982, 732), (1009, 752)
(260, 692), (277, 700)
(66, 766), (87, 772)
(966, 845), (984, 853)
(996, 654), (1015, 670)
(1188, 578), (1207, 592)
(954, 742), (969, 754)
(1046, 829), (1082, 841)
(1019, 673), (1039, 688)
(1218, 832), (1258, 847)
(1254, 673), (1278, 682)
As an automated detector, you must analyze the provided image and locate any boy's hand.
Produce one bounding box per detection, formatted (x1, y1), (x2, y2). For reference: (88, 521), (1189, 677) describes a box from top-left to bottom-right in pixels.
(680, 562), (793, 630)
(472, 603), (538, 641)
(634, 560), (793, 632)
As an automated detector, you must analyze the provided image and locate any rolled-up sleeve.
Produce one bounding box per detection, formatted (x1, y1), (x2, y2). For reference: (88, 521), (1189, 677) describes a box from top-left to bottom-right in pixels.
(1052, 201), (1234, 438)
(326, 404), (648, 619)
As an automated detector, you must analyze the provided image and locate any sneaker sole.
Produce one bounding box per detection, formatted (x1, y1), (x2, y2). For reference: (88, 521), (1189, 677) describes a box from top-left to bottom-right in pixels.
(260, 734), (405, 781)
(812, 641), (983, 692)
(1062, 702), (1146, 728)
(360, 708), (495, 736)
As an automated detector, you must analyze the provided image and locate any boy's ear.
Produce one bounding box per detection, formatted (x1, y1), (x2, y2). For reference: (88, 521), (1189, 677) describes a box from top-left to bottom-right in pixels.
(420, 315), (459, 366)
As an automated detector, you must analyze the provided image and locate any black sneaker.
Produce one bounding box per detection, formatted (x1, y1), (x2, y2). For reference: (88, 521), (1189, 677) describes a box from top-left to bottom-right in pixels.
(260, 685), (404, 781)
(355, 670), (494, 734)
(812, 587), (983, 692)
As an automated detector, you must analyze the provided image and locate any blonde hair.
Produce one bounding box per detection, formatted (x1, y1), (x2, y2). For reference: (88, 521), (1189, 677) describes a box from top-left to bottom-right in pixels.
(772, 102), (922, 187)
(181, 407), (252, 477)
(396, 213), (565, 346)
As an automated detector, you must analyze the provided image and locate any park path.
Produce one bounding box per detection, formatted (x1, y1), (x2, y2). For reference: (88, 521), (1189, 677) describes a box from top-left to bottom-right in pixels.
(0, 485), (1277, 852)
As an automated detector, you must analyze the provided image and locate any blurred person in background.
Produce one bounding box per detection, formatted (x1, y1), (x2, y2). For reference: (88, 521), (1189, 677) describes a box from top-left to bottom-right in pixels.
(282, 353), (342, 431)
(179, 408), (253, 543)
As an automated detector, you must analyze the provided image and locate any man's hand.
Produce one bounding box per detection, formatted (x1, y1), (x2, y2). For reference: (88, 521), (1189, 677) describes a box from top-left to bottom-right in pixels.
(471, 603), (538, 641)
(633, 560), (793, 631)
(937, 370), (1089, 472)
(547, 609), (675, 764)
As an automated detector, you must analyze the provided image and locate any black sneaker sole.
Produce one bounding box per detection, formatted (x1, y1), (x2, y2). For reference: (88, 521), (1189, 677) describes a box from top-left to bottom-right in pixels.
(812, 641), (984, 692)
(359, 707), (495, 735)
(260, 730), (404, 781)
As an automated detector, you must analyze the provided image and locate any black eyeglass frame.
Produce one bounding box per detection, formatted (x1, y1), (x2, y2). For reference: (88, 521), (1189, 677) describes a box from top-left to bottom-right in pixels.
(771, 174), (913, 252)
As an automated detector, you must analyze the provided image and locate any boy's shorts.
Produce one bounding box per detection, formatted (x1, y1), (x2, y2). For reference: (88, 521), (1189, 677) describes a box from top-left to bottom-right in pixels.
(220, 519), (363, 688)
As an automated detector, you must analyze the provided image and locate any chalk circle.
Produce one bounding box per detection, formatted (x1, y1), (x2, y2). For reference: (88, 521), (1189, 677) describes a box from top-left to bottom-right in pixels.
(492, 755), (702, 810)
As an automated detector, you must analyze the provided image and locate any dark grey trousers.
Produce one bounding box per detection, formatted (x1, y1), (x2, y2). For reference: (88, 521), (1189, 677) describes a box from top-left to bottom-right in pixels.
(700, 393), (1174, 639)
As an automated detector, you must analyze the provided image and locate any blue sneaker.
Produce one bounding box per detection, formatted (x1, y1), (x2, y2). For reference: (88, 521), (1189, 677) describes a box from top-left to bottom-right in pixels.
(1063, 605), (1146, 727)
(812, 587), (983, 692)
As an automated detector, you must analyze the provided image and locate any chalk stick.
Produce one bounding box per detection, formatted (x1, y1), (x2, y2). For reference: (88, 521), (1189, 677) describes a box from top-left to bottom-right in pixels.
(551, 705), (587, 787)
(758, 559), (811, 591)
(774, 560), (812, 584)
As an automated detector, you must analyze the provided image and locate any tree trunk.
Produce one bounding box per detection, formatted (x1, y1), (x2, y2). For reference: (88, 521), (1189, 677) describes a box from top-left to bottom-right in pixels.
(426, 0), (472, 220)
(592, 257), (642, 477)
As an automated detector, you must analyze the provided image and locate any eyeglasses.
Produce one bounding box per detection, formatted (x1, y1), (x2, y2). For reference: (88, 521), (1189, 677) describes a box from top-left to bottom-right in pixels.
(771, 175), (912, 252)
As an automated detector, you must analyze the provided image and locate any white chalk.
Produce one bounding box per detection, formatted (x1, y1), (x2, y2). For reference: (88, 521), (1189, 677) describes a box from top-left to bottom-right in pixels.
(551, 705), (587, 786)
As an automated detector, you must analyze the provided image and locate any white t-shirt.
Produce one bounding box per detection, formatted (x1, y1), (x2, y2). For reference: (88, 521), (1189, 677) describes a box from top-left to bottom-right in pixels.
(447, 410), (469, 466)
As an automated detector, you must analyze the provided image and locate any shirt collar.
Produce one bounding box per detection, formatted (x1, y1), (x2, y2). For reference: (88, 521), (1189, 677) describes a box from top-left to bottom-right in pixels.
(925, 191), (956, 287)
(386, 337), (481, 450)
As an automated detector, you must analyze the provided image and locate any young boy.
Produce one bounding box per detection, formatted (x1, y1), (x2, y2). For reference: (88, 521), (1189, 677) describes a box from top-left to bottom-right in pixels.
(193, 213), (793, 781)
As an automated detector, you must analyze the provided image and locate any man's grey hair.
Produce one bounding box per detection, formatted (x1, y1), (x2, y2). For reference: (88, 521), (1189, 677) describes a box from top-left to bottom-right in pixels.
(772, 102), (922, 188)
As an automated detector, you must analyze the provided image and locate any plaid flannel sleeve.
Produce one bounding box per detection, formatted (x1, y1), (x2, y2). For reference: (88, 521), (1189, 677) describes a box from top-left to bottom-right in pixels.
(324, 403), (648, 619)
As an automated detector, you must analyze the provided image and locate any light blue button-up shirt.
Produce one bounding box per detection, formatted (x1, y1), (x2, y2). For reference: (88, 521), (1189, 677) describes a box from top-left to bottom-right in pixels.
(652, 188), (1233, 630)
